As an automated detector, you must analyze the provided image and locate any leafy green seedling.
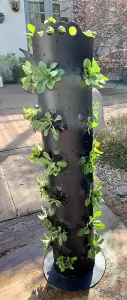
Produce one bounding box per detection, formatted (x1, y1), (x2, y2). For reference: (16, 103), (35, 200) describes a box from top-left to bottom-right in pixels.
(85, 180), (104, 208)
(44, 17), (56, 24)
(37, 176), (48, 198)
(40, 224), (67, 250)
(83, 58), (108, 88)
(25, 23), (43, 46)
(88, 230), (104, 259)
(36, 151), (67, 177)
(41, 234), (51, 251)
(21, 61), (36, 92)
(31, 61), (65, 94)
(23, 107), (38, 122)
(80, 139), (103, 175)
(22, 60), (65, 94)
(23, 108), (62, 139)
(37, 176), (62, 207)
(83, 30), (97, 38)
(48, 198), (62, 207)
(29, 145), (43, 163)
(87, 102), (99, 134)
(51, 226), (67, 246)
(56, 256), (77, 273)
(78, 211), (105, 236)
(33, 112), (62, 140)
(23, 107), (40, 131)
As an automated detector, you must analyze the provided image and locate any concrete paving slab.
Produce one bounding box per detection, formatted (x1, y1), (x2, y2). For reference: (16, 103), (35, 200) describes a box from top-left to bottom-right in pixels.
(4, 166), (43, 188)
(0, 206), (126, 300)
(0, 148), (44, 219)
(0, 213), (43, 253)
(0, 177), (16, 221)
(9, 183), (45, 217)
(0, 125), (41, 151)
(0, 84), (37, 110)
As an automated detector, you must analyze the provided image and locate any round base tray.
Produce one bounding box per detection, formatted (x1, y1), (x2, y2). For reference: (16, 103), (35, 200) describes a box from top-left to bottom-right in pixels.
(43, 249), (106, 292)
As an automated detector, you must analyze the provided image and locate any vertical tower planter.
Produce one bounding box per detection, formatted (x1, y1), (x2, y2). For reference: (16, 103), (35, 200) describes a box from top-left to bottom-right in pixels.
(21, 20), (107, 292)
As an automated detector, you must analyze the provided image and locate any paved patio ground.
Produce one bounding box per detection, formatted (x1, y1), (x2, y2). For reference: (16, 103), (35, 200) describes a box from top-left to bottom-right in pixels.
(0, 83), (127, 222)
(0, 205), (126, 300)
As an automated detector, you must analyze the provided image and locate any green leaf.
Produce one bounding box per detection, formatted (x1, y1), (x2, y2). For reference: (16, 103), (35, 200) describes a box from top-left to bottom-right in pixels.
(85, 78), (91, 86)
(47, 80), (55, 89)
(92, 121), (99, 128)
(37, 30), (44, 36)
(21, 77), (31, 90)
(37, 83), (45, 94)
(44, 17), (56, 24)
(58, 69), (65, 76)
(39, 61), (47, 70)
(27, 23), (35, 34)
(98, 238), (104, 245)
(84, 30), (97, 38)
(88, 248), (95, 259)
(44, 129), (49, 136)
(85, 197), (91, 207)
(45, 112), (51, 120)
(59, 236), (63, 246)
(78, 227), (90, 236)
(48, 162), (56, 171)
(50, 70), (58, 77)
(57, 161), (67, 168)
(71, 257), (77, 262)
(54, 115), (62, 122)
(57, 26), (66, 34)
(95, 246), (101, 254)
(62, 232), (67, 242)
(43, 152), (51, 161)
(94, 222), (105, 230)
(69, 26), (77, 36)
(83, 59), (91, 69)
(25, 32), (33, 37)
(55, 76), (61, 82)
(94, 148), (103, 155)
(39, 158), (50, 165)
(50, 62), (58, 70)
(46, 26), (54, 35)
(93, 211), (102, 218)
(28, 38), (32, 46)
(22, 61), (32, 75)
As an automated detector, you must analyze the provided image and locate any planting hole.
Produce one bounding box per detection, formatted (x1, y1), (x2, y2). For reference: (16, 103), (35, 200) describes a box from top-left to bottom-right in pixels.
(46, 26), (54, 35)
(69, 26), (77, 36)
(57, 26), (66, 35)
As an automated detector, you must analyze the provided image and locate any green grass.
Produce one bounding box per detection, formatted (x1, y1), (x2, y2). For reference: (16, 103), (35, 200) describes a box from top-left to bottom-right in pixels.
(97, 115), (127, 171)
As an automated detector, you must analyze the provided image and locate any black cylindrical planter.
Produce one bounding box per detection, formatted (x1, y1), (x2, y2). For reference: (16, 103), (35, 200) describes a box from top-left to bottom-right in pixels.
(31, 21), (105, 291)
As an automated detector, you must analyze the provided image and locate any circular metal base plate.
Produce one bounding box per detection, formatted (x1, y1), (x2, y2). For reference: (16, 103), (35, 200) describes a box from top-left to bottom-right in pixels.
(43, 249), (106, 292)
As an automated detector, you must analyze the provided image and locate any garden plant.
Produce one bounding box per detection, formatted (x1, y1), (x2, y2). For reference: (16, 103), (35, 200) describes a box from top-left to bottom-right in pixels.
(21, 18), (108, 291)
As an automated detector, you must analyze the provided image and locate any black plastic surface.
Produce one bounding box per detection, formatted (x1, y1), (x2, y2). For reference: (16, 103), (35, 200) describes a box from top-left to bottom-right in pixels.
(32, 21), (94, 276)
(43, 249), (106, 292)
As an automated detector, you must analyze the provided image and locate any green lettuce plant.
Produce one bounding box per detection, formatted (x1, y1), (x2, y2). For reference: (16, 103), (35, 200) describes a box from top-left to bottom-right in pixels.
(29, 144), (43, 163)
(88, 231), (104, 259)
(56, 256), (77, 273)
(24, 108), (62, 140)
(78, 211), (105, 237)
(83, 58), (108, 88)
(22, 60), (65, 94)
(85, 180), (104, 208)
(40, 207), (67, 249)
(80, 139), (103, 175)
(87, 102), (99, 134)
(21, 61), (36, 93)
